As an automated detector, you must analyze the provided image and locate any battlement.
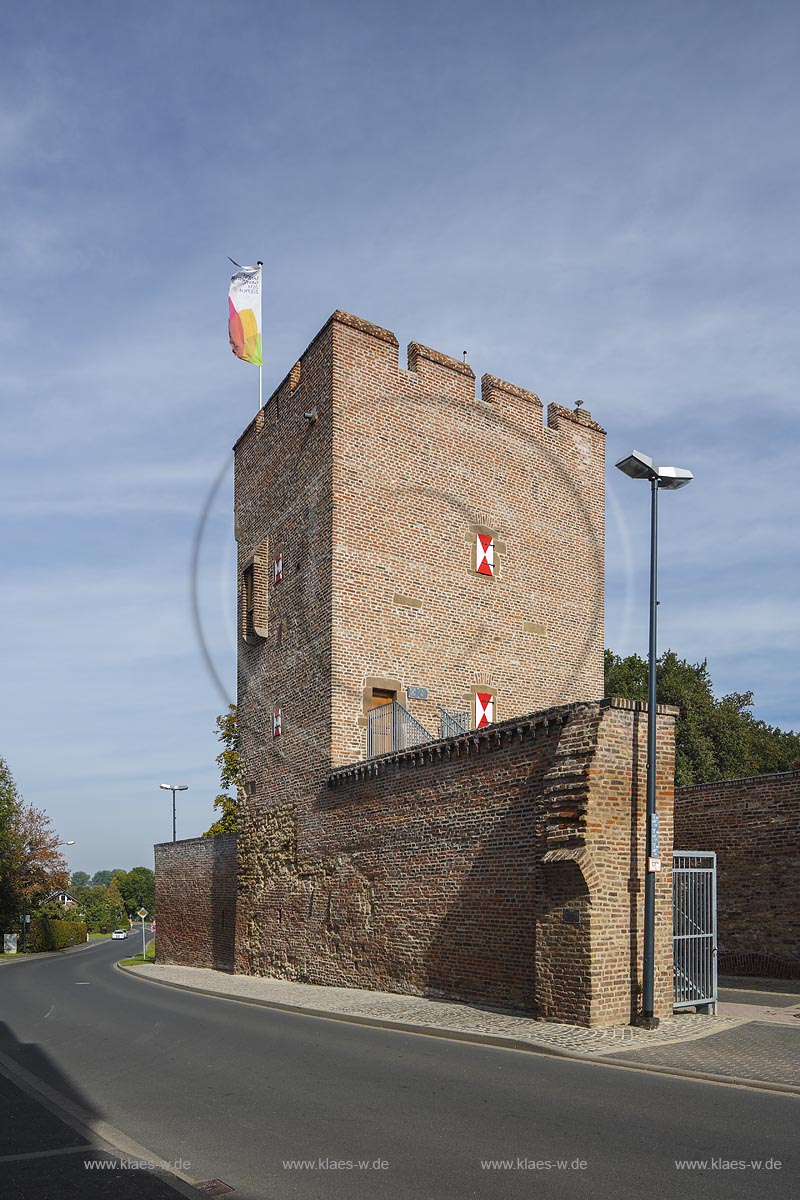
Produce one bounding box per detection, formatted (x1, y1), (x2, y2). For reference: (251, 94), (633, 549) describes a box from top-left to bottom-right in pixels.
(234, 311), (605, 450)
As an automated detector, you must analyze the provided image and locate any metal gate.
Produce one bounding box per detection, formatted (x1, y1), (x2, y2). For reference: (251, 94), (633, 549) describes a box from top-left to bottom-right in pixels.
(673, 851), (717, 1013)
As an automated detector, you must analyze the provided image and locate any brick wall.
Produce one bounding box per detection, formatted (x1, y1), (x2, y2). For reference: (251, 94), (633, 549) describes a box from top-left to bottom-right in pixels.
(155, 835), (237, 971)
(675, 772), (800, 977)
(234, 698), (676, 1027)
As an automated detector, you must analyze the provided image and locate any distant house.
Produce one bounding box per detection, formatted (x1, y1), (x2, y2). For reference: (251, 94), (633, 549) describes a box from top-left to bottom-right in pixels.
(44, 890), (77, 909)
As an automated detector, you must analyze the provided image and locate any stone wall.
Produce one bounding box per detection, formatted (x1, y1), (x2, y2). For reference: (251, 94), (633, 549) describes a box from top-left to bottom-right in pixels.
(234, 698), (676, 1027)
(675, 771), (800, 977)
(155, 834), (237, 971)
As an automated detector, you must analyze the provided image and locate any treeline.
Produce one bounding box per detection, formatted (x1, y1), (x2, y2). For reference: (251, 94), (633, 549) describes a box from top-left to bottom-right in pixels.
(605, 650), (800, 787)
(60, 866), (156, 932)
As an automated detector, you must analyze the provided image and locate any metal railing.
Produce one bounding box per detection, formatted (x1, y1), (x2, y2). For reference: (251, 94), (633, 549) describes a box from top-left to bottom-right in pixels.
(367, 701), (436, 758)
(438, 706), (469, 739)
(673, 851), (717, 1013)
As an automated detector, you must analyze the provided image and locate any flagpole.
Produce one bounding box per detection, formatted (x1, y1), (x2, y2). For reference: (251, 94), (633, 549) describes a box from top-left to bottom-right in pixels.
(257, 261), (263, 410)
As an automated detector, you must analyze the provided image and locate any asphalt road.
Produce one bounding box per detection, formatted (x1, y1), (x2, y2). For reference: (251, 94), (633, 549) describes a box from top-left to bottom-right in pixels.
(0, 939), (797, 1200)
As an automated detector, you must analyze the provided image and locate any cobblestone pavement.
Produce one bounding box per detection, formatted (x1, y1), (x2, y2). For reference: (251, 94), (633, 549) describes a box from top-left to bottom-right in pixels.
(126, 964), (743, 1056)
(609, 1021), (800, 1087)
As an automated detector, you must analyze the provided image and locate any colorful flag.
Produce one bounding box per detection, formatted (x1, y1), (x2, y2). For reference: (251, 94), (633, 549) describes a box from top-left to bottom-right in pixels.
(228, 263), (262, 366)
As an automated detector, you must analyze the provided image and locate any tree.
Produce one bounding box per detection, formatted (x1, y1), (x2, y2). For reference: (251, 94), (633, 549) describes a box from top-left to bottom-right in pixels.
(90, 869), (125, 888)
(76, 885), (117, 933)
(203, 705), (240, 837)
(605, 649), (800, 786)
(71, 871), (91, 889)
(0, 757), (22, 925)
(0, 758), (70, 930)
(104, 878), (128, 926)
(116, 867), (155, 916)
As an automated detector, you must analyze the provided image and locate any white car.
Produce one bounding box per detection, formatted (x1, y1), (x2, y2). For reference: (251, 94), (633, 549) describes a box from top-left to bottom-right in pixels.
(111, 929), (128, 940)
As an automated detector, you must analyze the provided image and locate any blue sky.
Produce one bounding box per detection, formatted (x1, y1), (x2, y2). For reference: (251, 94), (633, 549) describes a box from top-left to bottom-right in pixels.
(1, 0), (798, 873)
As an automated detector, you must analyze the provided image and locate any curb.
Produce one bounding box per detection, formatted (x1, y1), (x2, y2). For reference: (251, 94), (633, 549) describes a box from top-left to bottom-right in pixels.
(0, 939), (110, 964)
(117, 965), (800, 1098)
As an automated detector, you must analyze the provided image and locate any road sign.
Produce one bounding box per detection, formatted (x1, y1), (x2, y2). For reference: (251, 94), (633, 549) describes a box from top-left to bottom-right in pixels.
(138, 908), (148, 919)
(651, 812), (660, 858)
(648, 857), (662, 873)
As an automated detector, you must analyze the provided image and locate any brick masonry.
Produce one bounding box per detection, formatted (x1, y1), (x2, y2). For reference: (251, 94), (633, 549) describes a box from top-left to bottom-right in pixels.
(232, 697), (676, 1028)
(675, 771), (800, 977)
(154, 835), (237, 971)
(157, 311), (678, 1026)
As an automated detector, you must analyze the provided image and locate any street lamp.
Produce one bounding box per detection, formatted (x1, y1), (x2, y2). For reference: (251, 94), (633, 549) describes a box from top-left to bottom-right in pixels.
(160, 783), (188, 842)
(616, 449), (692, 1028)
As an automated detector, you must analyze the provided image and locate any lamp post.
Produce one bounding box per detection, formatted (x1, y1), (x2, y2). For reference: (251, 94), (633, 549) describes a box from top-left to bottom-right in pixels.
(20, 839), (76, 954)
(160, 784), (188, 842)
(616, 450), (692, 1028)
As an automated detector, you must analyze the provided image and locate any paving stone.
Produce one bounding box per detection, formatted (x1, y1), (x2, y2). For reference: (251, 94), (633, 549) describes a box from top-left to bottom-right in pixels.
(128, 964), (742, 1057)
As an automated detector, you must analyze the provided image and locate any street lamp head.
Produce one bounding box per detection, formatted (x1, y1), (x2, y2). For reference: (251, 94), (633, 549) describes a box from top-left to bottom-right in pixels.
(63, 840), (76, 846)
(656, 465), (693, 490)
(615, 449), (693, 489)
(615, 449), (657, 481)
(160, 783), (189, 791)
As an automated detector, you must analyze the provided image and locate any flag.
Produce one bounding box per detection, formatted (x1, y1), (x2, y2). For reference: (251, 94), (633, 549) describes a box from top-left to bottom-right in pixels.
(228, 263), (262, 366)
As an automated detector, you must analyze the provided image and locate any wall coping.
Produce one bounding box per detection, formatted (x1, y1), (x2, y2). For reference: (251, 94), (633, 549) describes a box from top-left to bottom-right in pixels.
(328, 696), (676, 786)
(154, 833), (237, 850)
(676, 768), (800, 796)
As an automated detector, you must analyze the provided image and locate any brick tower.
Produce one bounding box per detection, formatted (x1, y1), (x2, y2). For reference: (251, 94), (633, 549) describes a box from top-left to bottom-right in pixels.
(234, 310), (606, 803)
(226, 310), (671, 1029)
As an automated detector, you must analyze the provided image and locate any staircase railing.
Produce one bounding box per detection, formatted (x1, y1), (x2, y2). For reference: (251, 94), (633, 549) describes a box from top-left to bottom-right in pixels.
(367, 701), (436, 758)
(438, 706), (470, 739)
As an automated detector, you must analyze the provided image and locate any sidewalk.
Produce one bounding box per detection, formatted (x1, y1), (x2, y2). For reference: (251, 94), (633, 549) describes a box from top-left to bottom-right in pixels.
(122, 963), (800, 1094)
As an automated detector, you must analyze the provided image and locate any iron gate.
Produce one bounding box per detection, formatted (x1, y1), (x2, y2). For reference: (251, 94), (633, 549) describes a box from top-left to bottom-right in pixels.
(673, 851), (717, 1013)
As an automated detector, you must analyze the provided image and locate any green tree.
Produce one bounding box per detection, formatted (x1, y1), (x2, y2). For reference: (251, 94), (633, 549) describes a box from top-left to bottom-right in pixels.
(71, 871), (91, 889)
(36, 898), (72, 920)
(104, 878), (128, 926)
(0, 757), (22, 925)
(604, 649), (800, 786)
(90, 869), (125, 888)
(116, 867), (155, 917)
(203, 705), (240, 837)
(76, 885), (117, 933)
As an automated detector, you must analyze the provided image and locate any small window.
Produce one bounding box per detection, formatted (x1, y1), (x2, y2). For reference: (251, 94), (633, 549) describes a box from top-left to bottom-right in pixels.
(242, 564), (255, 641)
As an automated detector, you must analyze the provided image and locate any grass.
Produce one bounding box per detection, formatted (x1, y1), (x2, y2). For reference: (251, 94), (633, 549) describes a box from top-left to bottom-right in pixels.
(119, 940), (156, 966)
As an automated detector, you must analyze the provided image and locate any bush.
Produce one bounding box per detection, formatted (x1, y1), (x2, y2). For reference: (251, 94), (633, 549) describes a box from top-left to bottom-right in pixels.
(26, 916), (87, 951)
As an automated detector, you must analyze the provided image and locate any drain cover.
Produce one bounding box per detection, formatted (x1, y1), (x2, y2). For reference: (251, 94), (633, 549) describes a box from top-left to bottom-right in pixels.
(195, 1181), (235, 1197)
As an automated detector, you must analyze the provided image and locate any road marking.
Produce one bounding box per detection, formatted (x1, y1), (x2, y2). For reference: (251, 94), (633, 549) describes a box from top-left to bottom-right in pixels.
(0, 1144), (95, 1164)
(44, 1004), (55, 1018)
(75, 981), (90, 986)
(0, 1047), (200, 1195)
